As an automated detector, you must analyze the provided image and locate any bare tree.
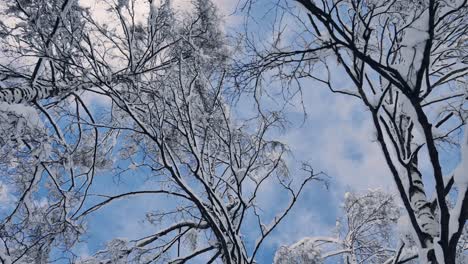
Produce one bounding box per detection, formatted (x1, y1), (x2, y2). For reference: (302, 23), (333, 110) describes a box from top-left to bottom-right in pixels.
(0, 1), (108, 262)
(0, 0), (321, 263)
(235, 0), (468, 263)
(274, 189), (468, 264)
(274, 190), (408, 264)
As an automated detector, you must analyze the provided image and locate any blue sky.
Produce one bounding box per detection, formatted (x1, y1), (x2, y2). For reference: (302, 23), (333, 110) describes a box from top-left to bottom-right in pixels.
(39, 0), (464, 263)
(60, 0), (402, 262)
(68, 76), (395, 263)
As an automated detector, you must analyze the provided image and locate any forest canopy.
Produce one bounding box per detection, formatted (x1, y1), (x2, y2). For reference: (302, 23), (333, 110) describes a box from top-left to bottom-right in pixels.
(0, 0), (466, 263)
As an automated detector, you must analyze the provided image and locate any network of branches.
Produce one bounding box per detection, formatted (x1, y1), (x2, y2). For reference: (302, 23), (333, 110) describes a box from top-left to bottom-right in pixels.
(0, 0), (466, 264)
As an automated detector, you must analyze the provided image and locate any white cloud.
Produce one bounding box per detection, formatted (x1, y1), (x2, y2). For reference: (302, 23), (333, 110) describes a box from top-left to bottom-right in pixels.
(79, 90), (112, 107)
(281, 77), (394, 192)
(0, 182), (8, 204)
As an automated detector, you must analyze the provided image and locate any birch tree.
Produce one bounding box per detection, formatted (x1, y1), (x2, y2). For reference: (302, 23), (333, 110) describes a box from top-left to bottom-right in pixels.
(236, 0), (468, 263)
(0, 1), (110, 262)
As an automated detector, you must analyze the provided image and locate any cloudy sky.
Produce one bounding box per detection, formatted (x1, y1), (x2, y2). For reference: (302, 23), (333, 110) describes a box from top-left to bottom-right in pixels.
(0, 0), (464, 263)
(59, 0), (461, 263)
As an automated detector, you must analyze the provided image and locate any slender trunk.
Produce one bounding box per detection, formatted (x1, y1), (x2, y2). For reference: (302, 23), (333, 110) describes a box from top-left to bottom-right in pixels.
(408, 157), (438, 237)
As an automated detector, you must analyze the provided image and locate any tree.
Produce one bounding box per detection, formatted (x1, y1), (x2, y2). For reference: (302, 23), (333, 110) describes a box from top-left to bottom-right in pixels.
(274, 190), (402, 264)
(0, 0), (320, 263)
(274, 189), (467, 264)
(236, 0), (467, 263)
(0, 1), (98, 262)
